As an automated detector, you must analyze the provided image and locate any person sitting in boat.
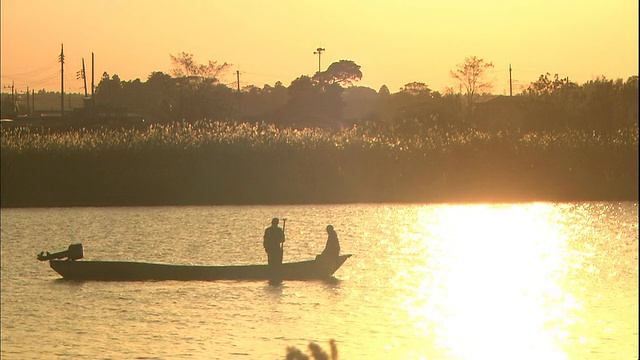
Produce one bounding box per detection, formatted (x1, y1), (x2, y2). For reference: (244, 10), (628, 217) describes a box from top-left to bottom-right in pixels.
(317, 225), (340, 260)
(263, 218), (285, 265)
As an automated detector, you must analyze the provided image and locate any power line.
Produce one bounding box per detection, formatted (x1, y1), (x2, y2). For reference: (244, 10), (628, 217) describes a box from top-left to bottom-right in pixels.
(1, 58), (59, 77)
(2, 69), (62, 89)
(242, 70), (288, 79)
(2, 57), (63, 91)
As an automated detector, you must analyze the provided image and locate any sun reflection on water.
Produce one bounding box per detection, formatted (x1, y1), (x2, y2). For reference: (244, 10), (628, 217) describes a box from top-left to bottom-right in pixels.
(395, 203), (580, 359)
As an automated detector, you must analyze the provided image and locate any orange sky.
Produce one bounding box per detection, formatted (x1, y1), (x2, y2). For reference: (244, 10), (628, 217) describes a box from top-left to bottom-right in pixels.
(1, 0), (638, 95)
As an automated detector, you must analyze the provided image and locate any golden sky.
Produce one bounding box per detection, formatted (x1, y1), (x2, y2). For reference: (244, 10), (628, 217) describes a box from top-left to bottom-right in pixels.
(1, 0), (638, 95)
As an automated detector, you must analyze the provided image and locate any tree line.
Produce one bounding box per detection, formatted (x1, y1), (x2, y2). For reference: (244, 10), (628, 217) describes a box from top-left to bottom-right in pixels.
(2, 54), (637, 134)
(2, 54), (637, 207)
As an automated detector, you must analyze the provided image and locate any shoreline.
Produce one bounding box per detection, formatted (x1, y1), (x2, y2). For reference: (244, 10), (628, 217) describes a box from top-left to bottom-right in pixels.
(2, 191), (637, 209)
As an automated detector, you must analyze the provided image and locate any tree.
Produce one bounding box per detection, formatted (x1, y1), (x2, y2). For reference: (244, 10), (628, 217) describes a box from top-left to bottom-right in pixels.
(313, 60), (362, 86)
(169, 52), (231, 83)
(450, 56), (494, 117)
(620, 76), (638, 128)
(378, 85), (390, 96)
(94, 72), (124, 107)
(284, 75), (344, 127)
(523, 72), (579, 130)
(401, 82), (432, 96)
(168, 53), (233, 121)
(238, 82), (290, 121)
(341, 86), (378, 124)
(526, 72), (573, 95)
(288, 76), (319, 103)
(144, 71), (178, 122)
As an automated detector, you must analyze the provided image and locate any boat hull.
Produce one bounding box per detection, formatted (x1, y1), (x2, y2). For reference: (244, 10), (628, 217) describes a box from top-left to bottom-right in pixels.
(48, 255), (351, 281)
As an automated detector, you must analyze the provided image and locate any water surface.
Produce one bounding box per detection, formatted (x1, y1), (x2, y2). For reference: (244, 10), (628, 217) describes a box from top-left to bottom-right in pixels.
(1, 202), (637, 359)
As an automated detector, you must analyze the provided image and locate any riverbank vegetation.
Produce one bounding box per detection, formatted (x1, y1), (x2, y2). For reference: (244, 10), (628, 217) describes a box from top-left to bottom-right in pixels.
(3, 55), (637, 136)
(285, 340), (338, 360)
(1, 119), (637, 207)
(1, 55), (637, 207)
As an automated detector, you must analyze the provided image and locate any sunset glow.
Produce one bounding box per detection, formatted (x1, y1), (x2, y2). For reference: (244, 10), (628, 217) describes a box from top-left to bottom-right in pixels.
(394, 204), (581, 359)
(2, 0), (637, 95)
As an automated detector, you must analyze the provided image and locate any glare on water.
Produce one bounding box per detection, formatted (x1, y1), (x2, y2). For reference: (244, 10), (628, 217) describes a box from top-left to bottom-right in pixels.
(388, 204), (571, 359)
(366, 203), (637, 360)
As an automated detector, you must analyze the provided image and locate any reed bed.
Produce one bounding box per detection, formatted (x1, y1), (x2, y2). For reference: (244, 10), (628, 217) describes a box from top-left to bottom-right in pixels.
(3, 120), (636, 157)
(1, 120), (637, 207)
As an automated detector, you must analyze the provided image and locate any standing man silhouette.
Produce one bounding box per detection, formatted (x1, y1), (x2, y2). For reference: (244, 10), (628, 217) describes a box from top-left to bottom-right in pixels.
(263, 218), (285, 265)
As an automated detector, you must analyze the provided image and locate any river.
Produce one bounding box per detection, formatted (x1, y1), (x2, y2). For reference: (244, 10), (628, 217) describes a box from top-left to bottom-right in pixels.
(1, 202), (637, 359)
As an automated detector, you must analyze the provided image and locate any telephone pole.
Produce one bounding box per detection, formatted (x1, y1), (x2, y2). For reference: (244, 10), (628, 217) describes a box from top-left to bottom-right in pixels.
(314, 47), (325, 73)
(3, 81), (15, 115)
(236, 69), (241, 116)
(91, 52), (95, 98)
(509, 64), (513, 96)
(59, 44), (65, 118)
(78, 58), (88, 97)
(236, 70), (240, 93)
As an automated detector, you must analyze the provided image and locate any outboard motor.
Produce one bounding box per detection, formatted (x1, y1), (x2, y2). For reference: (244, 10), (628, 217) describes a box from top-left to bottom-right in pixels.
(37, 243), (84, 261)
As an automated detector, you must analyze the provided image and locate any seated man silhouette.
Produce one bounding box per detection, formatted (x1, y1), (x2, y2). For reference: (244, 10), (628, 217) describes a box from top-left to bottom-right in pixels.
(317, 225), (340, 261)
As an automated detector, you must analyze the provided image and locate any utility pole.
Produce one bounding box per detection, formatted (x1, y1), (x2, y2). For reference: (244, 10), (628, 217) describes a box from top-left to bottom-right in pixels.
(236, 70), (240, 93)
(314, 47), (325, 73)
(60, 44), (64, 118)
(236, 69), (241, 116)
(12, 81), (15, 112)
(4, 81), (15, 115)
(91, 52), (95, 98)
(78, 58), (88, 97)
(509, 64), (513, 96)
(82, 58), (88, 97)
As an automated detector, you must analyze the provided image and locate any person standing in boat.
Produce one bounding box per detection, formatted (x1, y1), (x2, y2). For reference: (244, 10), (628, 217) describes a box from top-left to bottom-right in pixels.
(318, 224), (340, 259)
(263, 218), (285, 265)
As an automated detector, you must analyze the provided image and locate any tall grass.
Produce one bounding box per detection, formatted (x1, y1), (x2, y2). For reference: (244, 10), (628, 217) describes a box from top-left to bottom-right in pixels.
(1, 120), (637, 207)
(286, 340), (338, 360)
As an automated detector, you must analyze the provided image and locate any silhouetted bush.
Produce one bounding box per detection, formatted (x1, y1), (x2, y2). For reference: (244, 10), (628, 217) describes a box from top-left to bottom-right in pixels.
(286, 340), (338, 360)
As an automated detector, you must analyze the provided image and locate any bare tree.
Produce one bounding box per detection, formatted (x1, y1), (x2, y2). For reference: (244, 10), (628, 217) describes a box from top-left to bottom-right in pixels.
(450, 56), (494, 117)
(168, 53), (233, 121)
(169, 52), (231, 83)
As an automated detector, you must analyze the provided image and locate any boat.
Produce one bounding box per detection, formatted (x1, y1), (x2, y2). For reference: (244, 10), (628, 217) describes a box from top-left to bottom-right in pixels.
(37, 244), (351, 281)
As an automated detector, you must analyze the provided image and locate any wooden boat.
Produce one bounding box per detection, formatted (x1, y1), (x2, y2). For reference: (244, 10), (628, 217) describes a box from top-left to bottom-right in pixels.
(37, 244), (351, 281)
